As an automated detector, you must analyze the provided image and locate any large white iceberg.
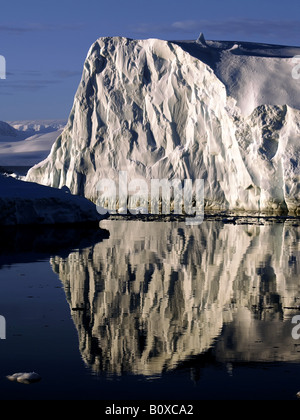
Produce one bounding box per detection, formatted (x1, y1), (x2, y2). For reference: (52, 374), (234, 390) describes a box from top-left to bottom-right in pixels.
(26, 36), (300, 214)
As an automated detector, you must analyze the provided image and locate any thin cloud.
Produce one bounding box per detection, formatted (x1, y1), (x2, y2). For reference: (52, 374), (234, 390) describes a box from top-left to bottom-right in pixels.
(52, 70), (82, 79)
(0, 79), (60, 92)
(0, 68), (81, 94)
(0, 25), (32, 34)
(0, 23), (85, 34)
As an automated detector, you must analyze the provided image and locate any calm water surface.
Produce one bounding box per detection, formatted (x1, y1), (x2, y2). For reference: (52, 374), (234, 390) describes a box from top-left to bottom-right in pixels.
(0, 219), (300, 400)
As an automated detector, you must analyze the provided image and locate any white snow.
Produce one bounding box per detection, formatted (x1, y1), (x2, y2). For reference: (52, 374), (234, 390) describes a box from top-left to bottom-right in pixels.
(0, 130), (63, 167)
(0, 174), (106, 225)
(21, 36), (300, 214)
(8, 120), (66, 134)
(172, 39), (300, 116)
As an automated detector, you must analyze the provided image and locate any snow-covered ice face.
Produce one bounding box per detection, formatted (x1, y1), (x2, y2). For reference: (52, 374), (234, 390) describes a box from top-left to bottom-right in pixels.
(0, 55), (6, 80)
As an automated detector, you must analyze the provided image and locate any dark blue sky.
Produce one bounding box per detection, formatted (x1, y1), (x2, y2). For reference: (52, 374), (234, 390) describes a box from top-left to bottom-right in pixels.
(1, 0), (300, 121)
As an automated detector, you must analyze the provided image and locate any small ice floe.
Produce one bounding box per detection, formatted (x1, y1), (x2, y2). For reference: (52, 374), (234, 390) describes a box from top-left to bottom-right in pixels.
(6, 372), (41, 384)
(297, 391), (300, 399)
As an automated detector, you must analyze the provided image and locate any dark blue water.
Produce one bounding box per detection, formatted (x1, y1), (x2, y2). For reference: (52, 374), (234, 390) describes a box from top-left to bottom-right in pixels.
(1, 219), (300, 400)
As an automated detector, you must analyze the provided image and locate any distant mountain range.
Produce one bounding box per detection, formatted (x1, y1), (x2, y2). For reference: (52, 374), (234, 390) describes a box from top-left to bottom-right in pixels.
(7, 120), (66, 135)
(0, 119), (66, 167)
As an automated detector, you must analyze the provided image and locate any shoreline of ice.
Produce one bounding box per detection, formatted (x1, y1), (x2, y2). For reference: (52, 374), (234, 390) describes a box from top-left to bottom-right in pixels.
(0, 174), (107, 226)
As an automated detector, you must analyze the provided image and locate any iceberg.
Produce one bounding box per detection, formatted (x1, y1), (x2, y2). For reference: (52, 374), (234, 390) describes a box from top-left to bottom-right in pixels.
(0, 174), (106, 225)
(26, 36), (300, 214)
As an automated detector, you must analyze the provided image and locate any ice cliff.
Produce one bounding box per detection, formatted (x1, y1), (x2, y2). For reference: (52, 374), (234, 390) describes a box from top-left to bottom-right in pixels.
(26, 36), (300, 214)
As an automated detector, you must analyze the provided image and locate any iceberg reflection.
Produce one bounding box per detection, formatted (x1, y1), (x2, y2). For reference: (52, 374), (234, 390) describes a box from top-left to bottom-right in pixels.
(50, 220), (300, 376)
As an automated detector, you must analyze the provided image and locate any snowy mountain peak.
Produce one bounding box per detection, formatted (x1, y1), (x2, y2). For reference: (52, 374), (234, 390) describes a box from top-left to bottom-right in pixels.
(8, 120), (66, 135)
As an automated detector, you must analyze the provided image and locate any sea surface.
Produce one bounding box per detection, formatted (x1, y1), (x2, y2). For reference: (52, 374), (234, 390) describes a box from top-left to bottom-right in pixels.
(1, 218), (300, 400)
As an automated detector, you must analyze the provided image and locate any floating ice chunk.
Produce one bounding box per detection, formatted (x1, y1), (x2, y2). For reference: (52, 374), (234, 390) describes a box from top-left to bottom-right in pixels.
(6, 372), (42, 384)
(0, 174), (107, 225)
